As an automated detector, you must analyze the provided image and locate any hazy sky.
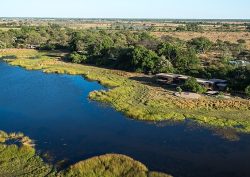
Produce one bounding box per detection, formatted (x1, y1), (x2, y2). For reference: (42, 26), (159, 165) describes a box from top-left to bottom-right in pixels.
(1, 0), (249, 19)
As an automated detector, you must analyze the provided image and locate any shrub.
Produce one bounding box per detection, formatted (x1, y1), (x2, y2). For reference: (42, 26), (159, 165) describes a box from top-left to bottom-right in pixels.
(237, 39), (246, 44)
(188, 37), (213, 53)
(176, 87), (182, 94)
(245, 85), (250, 97)
(183, 77), (207, 93)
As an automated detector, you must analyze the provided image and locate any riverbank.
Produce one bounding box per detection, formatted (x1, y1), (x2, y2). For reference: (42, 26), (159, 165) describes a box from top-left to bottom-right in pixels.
(0, 131), (170, 177)
(1, 49), (250, 133)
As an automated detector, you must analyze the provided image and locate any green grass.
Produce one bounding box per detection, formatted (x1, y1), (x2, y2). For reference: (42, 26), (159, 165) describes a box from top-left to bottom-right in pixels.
(0, 27), (21, 31)
(0, 131), (55, 177)
(0, 144), (55, 177)
(1, 49), (250, 133)
(0, 131), (171, 177)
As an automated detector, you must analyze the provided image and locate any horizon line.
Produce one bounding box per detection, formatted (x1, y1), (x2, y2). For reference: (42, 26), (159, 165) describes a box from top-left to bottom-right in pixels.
(1, 17), (250, 21)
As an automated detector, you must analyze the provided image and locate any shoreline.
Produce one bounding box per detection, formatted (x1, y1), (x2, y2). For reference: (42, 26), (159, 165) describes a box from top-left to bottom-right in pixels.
(1, 49), (250, 133)
(0, 131), (171, 177)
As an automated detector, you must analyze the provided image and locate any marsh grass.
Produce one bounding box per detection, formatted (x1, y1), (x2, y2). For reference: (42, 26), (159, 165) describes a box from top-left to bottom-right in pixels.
(59, 154), (172, 177)
(0, 131), (55, 177)
(0, 131), (35, 146)
(2, 49), (250, 133)
(0, 130), (171, 177)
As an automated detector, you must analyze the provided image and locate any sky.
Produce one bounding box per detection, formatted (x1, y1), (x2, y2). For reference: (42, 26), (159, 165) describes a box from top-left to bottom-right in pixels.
(1, 0), (250, 19)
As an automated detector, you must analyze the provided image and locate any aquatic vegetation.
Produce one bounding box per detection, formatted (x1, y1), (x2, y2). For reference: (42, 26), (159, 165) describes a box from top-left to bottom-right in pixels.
(0, 144), (56, 177)
(0, 131), (8, 142)
(59, 154), (172, 177)
(0, 130), (171, 177)
(0, 131), (34, 147)
(2, 49), (250, 133)
(0, 131), (55, 177)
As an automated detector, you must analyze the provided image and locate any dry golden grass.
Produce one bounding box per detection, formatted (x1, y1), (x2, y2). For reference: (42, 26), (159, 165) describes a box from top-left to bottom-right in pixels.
(70, 23), (111, 29)
(153, 31), (250, 49)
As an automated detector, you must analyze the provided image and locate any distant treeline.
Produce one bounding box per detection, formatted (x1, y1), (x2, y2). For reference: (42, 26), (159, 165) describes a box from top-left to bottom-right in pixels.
(1, 19), (250, 32)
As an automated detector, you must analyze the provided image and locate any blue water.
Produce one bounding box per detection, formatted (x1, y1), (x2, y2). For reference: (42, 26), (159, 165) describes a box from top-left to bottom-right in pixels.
(0, 60), (250, 177)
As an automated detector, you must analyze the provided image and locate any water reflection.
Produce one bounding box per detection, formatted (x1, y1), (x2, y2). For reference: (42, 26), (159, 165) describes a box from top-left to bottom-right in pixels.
(0, 61), (250, 177)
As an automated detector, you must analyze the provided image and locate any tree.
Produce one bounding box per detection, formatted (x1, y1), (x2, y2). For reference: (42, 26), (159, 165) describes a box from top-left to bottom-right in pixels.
(188, 37), (213, 53)
(116, 47), (134, 70)
(46, 24), (66, 47)
(245, 85), (250, 97)
(157, 43), (200, 73)
(183, 77), (207, 93)
(228, 67), (250, 91)
(176, 26), (186, 31)
(137, 32), (160, 50)
(186, 23), (203, 32)
(0, 31), (15, 48)
(222, 24), (231, 31)
(131, 45), (160, 73)
(86, 32), (114, 57)
(153, 56), (174, 73)
(25, 31), (44, 46)
(158, 43), (179, 62)
(69, 52), (87, 64)
(175, 48), (200, 73)
(69, 32), (85, 52)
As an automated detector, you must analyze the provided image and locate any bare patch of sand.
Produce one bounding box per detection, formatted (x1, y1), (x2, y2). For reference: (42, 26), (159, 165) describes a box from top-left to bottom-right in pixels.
(174, 92), (201, 99)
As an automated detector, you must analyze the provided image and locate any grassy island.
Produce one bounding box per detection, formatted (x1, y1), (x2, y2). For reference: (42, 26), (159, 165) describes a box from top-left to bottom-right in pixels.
(1, 49), (250, 133)
(0, 131), (171, 177)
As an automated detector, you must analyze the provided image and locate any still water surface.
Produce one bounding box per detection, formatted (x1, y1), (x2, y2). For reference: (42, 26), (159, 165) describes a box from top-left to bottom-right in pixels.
(0, 60), (250, 177)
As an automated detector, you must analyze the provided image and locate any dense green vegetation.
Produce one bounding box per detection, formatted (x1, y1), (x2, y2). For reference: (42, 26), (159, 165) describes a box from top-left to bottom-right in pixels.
(67, 29), (201, 75)
(0, 131), (170, 177)
(0, 24), (70, 49)
(1, 24), (249, 94)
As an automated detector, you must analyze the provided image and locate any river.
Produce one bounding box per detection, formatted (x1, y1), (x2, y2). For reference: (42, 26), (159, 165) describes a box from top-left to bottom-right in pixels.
(0, 60), (250, 177)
